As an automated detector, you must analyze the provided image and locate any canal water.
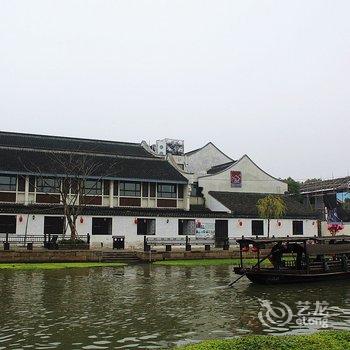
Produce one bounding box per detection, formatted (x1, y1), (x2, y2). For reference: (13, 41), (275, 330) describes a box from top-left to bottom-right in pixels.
(1, 265), (350, 349)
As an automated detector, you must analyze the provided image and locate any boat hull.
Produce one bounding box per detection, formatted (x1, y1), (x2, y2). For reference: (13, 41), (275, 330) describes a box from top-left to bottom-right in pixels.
(243, 270), (350, 284)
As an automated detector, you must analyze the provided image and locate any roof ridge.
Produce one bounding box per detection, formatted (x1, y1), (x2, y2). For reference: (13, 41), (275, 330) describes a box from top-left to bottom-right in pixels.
(301, 176), (350, 185)
(0, 130), (141, 147)
(209, 191), (281, 195)
(185, 142), (233, 161)
(0, 145), (167, 161)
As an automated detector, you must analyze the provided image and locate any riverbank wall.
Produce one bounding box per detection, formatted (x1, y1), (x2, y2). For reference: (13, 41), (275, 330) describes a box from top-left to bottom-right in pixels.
(0, 250), (104, 263)
(0, 249), (266, 263)
(136, 250), (268, 262)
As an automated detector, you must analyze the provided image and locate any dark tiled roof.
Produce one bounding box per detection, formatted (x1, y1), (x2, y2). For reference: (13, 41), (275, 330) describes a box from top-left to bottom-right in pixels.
(0, 203), (232, 218)
(0, 131), (154, 158)
(0, 148), (187, 183)
(207, 161), (235, 174)
(300, 177), (350, 194)
(209, 191), (319, 219)
(189, 204), (210, 211)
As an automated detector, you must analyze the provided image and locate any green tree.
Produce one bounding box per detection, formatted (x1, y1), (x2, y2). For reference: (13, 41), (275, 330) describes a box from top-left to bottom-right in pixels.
(285, 177), (300, 195)
(343, 197), (350, 210)
(257, 195), (287, 238)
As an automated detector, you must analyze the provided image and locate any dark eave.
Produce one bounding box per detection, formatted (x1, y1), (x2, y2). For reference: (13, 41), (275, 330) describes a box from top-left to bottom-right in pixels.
(0, 204), (232, 218)
(209, 191), (320, 219)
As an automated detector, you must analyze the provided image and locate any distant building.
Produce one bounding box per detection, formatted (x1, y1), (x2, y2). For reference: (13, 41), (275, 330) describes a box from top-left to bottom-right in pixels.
(300, 177), (350, 235)
(0, 131), (318, 249)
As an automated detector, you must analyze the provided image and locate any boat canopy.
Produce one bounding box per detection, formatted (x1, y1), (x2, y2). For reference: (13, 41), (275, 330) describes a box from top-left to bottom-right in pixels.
(306, 243), (350, 255)
(237, 236), (350, 255)
(236, 237), (312, 246)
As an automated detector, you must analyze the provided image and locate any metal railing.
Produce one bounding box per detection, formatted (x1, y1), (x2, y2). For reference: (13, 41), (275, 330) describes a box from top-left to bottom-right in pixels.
(1, 233), (90, 250)
(144, 236), (237, 252)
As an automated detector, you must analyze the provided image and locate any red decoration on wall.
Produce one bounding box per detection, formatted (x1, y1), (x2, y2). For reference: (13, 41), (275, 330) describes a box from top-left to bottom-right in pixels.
(80, 217), (84, 224)
(230, 171), (242, 188)
(277, 221), (282, 227)
(238, 220), (243, 227)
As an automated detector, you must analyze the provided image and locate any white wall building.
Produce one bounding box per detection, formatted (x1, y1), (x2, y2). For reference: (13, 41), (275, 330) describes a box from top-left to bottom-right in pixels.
(0, 132), (319, 250)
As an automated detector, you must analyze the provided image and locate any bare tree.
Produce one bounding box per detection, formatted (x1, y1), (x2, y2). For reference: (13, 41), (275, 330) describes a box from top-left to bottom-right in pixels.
(21, 151), (118, 240)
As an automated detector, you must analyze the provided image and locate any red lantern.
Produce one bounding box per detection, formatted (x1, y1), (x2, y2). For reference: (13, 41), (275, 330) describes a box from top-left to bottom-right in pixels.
(278, 221), (281, 227)
(19, 215), (23, 223)
(238, 220), (243, 227)
(80, 217), (84, 224)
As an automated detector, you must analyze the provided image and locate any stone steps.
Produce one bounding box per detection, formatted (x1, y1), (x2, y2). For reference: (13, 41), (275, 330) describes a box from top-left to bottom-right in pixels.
(100, 251), (141, 263)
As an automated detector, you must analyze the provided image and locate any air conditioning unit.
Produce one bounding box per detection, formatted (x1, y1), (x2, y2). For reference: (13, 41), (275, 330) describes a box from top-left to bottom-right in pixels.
(156, 140), (167, 156)
(156, 139), (184, 156)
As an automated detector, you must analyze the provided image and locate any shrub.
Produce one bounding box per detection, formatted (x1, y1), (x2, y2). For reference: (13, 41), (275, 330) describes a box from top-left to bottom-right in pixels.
(177, 331), (350, 350)
(58, 238), (86, 245)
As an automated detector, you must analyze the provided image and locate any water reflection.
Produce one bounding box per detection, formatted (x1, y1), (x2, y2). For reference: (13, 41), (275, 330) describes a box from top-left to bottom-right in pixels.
(0, 265), (350, 349)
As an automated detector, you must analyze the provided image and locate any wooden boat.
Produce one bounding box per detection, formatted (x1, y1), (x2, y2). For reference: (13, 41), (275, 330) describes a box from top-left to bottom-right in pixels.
(233, 236), (350, 285)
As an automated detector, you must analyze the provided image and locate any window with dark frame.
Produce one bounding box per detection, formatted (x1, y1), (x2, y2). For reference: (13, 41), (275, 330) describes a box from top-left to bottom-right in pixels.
(120, 182), (141, 197)
(92, 217), (112, 235)
(0, 215), (16, 233)
(157, 183), (177, 198)
(17, 176), (25, 192)
(0, 175), (17, 192)
(62, 178), (70, 194)
(178, 184), (184, 199)
(252, 220), (264, 236)
(44, 216), (65, 235)
(178, 219), (195, 235)
(83, 180), (102, 196)
(113, 181), (118, 196)
(70, 179), (79, 194)
(137, 218), (156, 235)
(190, 182), (203, 197)
(293, 220), (304, 235)
(142, 183), (149, 197)
(36, 177), (60, 193)
(150, 183), (156, 197)
(103, 180), (110, 195)
(29, 176), (35, 192)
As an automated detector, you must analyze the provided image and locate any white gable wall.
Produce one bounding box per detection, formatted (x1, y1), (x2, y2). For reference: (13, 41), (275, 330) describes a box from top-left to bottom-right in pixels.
(199, 155), (287, 197)
(186, 143), (232, 176)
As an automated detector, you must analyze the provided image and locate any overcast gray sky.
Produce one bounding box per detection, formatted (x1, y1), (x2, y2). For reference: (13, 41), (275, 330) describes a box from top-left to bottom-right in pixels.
(0, 1), (349, 181)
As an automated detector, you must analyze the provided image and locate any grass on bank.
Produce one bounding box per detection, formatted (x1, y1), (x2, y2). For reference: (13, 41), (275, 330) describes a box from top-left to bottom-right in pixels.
(153, 258), (271, 267)
(0, 262), (126, 270)
(177, 330), (350, 350)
